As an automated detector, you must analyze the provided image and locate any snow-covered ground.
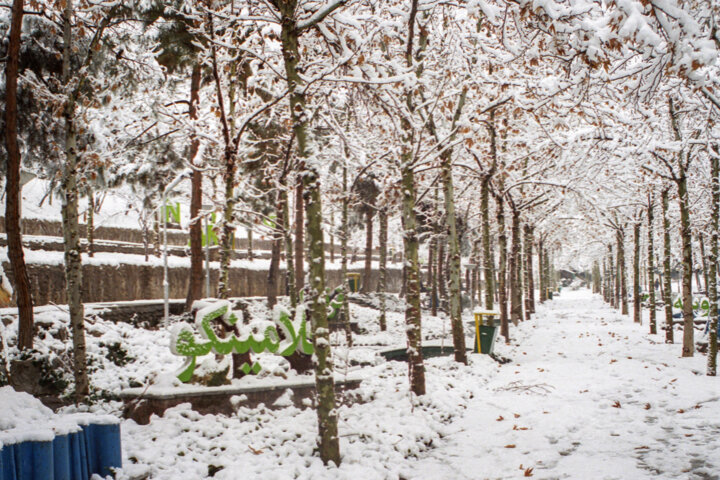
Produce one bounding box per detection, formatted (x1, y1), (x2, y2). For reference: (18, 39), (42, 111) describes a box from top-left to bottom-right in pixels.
(110, 289), (720, 480)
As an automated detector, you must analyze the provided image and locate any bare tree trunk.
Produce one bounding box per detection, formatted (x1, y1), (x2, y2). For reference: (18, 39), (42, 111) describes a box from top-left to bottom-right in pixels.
(538, 239), (545, 303)
(87, 190), (95, 258)
(662, 188), (674, 343)
(378, 207), (388, 331)
(294, 177), (305, 296)
(340, 163), (351, 345)
(185, 63), (203, 311)
(509, 210), (523, 325)
(617, 229), (628, 315)
(647, 195), (657, 335)
(401, 164), (426, 395)
(678, 173), (694, 357)
(524, 225), (534, 317)
(277, 4), (339, 463)
(481, 177), (494, 310)
(437, 238), (447, 304)
(283, 188), (297, 310)
(361, 209), (373, 293)
(4, 0), (33, 350)
(441, 138), (467, 364)
(699, 235), (708, 293)
(429, 236), (437, 316)
(633, 222), (641, 324)
(496, 195), (508, 340)
(267, 192), (284, 309)
(707, 147), (718, 375)
(62, 0), (89, 402)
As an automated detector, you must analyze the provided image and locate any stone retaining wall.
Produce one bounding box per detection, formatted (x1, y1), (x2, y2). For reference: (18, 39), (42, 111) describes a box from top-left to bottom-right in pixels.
(4, 260), (403, 305)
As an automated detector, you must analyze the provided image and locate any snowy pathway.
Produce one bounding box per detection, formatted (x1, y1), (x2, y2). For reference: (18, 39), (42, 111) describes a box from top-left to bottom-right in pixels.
(407, 289), (720, 480)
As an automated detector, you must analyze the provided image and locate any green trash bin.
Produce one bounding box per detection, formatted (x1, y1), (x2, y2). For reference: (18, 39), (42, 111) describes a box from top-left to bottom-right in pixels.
(347, 273), (361, 293)
(472, 311), (500, 355)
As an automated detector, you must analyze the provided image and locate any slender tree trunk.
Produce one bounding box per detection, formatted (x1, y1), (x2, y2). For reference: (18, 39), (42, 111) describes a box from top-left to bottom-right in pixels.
(436, 238), (446, 304)
(678, 174), (694, 356)
(662, 188), (674, 343)
(294, 177), (305, 296)
(361, 209), (374, 293)
(87, 191), (94, 258)
(648, 195), (657, 334)
(429, 236), (437, 316)
(378, 207), (388, 331)
(481, 177), (494, 310)
(340, 164), (351, 345)
(509, 210), (523, 325)
(329, 212), (335, 263)
(62, 0), (89, 402)
(267, 192), (284, 309)
(4, 0), (33, 350)
(699, 235), (709, 294)
(247, 227), (253, 261)
(441, 141), (466, 364)
(185, 63), (203, 311)
(524, 225), (534, 317)
(538, 239), (545, 303)
(218, 153), (237, 299)
(278, 5), (339, 463)
(707, 147), (718, 375)
(633, 222), (641, 323)
(282, 188), (297, 310)
(617, 229), (628, 315)
(496, 195), (509, 340)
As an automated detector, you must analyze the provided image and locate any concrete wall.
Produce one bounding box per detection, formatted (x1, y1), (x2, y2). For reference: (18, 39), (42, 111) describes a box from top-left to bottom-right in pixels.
(5, 261), (404, 305)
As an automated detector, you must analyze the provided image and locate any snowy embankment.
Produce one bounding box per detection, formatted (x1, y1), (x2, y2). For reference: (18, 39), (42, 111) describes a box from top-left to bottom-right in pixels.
(116, 290), (720, 480)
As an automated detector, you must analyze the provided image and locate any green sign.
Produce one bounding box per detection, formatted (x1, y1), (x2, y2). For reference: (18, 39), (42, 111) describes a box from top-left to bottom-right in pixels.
(170, 287), (344, 382)
(672, 296), (711, 317)
(165, 202), (181, 224)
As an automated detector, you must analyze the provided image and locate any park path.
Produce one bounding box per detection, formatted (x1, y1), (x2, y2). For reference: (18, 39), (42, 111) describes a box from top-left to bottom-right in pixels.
(406, 289), (720, 480)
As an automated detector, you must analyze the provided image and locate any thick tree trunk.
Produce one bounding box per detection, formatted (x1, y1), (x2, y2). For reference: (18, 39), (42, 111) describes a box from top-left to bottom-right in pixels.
(378, 208), (388, 331)
(218, 156), (237, 299)
(294, 177), (305, 296)
(185, 64), (203, 311)
(4, 0), (33, 350)
(662, 188), (674, 343)
(509, 211), (523, 325)
(441, 144), (467, 364)
(62, 0), (89, 402)
(647, 196), (657, 334)
(481, 178), (494, 310)
(678, 174), (694, 357)
(633, 223), (641, 324)
(496, 196), (508, 340)
(707, 148), (718, 375)
(278, 6), (339, 463)
(401, 165), (426, 395)
(361, 209), (373, 293)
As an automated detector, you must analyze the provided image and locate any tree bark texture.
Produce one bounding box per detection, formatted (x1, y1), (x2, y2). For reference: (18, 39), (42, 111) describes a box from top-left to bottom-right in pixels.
(4, 0), (34, 350)
(662, 188), (674, 344)
(633, 222), (641, 324)
(185, 64), (203, 310)
(647, 196), (657, 335)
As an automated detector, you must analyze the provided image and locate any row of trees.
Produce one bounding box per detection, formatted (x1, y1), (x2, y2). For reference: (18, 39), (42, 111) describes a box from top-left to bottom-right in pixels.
(3, 0), (718, 466)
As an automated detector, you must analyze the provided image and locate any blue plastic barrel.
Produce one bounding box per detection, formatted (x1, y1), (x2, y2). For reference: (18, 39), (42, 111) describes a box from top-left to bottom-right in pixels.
(86, 424), (122, 477)
(52, 435), (71, 480)
(0, 443), (17, 480)
(17, 440), (53, 480)
(69, 429), (89, 480)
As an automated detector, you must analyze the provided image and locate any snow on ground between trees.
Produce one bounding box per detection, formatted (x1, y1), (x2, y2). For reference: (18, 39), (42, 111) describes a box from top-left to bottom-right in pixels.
(110, 289), (720, 480)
